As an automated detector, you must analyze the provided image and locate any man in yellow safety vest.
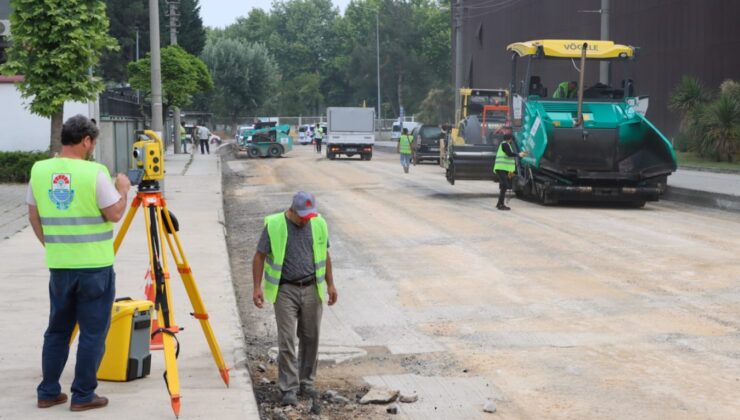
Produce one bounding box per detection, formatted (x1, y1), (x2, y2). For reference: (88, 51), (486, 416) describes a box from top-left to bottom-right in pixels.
(493, 133), (528, 210)
(28, 115), (131, 411)
(397, 128), (413, 173)
(251, 191), (338, 406)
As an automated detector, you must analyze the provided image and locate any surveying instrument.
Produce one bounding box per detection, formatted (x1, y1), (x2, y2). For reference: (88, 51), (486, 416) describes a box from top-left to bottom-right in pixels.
(118, 130), (230, 417)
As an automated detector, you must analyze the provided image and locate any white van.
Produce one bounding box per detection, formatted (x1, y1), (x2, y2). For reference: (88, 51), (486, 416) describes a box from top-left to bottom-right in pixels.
(391, 121), (420, 140)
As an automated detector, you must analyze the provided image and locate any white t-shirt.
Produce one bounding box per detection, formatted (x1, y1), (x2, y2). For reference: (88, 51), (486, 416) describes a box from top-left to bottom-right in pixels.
(197, 126), (210, 140)
(27, 171), (121, 209)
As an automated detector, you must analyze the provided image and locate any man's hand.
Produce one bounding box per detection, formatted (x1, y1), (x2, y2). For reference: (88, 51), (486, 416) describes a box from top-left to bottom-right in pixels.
(253, 288), (264, 308)
(519, 151), (529, 158)
(115, 173), (132, 194)
(327, 284), (338, 306)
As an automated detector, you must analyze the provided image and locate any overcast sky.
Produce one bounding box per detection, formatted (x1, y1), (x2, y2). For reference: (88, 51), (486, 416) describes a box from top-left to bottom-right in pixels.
(200, 0), (353, 28)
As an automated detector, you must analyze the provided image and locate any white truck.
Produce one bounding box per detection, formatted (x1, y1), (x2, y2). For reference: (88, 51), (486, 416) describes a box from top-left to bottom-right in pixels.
(326, 107), (375, 160)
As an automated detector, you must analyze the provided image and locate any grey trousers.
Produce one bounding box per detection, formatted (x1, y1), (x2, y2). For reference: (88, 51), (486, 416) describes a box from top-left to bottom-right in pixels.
(274, 283), (323, 393)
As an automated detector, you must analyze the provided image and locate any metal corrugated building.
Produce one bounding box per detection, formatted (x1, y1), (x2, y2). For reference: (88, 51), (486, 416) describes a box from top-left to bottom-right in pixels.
(452, 0), (740, 137)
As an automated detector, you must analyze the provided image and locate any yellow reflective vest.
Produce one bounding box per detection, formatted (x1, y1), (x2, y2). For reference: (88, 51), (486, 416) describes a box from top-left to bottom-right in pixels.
(262, 212), (329, 304)
(30, 158), (115, 268)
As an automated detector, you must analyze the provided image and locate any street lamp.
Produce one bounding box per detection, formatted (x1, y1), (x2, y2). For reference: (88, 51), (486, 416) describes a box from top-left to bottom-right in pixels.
(376, 10), (381, 123)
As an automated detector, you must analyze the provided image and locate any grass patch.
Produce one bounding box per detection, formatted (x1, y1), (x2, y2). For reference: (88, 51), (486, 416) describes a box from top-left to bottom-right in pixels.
(676, 152), (740, 172)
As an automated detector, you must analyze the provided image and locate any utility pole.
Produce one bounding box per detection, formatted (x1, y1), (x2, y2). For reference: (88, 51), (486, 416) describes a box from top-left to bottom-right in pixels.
(135, 28), (140, 103)
(600, 0), (610, 84)
(376, 10), (381, 125)
(168, 1), (182, 154)
(149, 0), (164, 135)
(454, 0), (463, 122)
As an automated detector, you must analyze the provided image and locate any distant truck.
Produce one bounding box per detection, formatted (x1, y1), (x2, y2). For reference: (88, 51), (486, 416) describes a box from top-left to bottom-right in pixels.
(326, 107), (375, 160)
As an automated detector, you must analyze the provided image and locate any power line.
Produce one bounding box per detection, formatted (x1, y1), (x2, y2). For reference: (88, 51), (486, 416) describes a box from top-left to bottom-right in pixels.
(460, 0), (523, 19)
(461, 0), (520, 10)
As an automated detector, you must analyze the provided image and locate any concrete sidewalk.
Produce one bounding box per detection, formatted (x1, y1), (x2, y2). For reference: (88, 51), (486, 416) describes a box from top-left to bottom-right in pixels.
(666, 169), (740, 212)
(0, 150), (259, 419)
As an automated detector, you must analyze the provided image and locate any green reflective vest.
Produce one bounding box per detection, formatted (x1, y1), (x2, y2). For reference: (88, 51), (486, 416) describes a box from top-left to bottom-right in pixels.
(399, 135), (413, 154)
(553, 81), (575, 98)
(493, 142), (516, 173)
(30, 158), (115, 268)
(262, 212), (329, 304)
(314, 127), (323, 140)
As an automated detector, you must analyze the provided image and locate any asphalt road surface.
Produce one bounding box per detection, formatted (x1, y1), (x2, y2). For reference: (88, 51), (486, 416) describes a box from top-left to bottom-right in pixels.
(223, 144), (740, 419)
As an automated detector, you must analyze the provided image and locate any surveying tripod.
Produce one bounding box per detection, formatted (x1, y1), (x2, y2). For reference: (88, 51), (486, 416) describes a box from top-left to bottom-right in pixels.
(115, 179), (230, 417)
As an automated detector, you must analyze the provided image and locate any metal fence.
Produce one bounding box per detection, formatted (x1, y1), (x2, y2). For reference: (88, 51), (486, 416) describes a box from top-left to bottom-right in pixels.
(221, 116), (417, 135)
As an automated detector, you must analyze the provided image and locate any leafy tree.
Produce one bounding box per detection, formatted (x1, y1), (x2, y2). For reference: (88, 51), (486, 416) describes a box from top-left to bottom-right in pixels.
(416, 87), (454, 124)
(101, 0), (205, 82)
(278, 72), (323, 115)
(2, 0), (118, 153)
(161, 0), (206, 56)
(201, 38), (277, 131)
(128, 45), (213, 112)
(101, 0), (149, 82)
(212, 0), (451, 117)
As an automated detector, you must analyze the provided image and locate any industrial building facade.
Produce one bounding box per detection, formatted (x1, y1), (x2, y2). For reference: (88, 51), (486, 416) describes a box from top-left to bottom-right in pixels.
(452, 0), (740, 138)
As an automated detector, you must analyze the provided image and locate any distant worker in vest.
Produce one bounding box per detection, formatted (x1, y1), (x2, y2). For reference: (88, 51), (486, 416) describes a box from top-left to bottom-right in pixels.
(494, 133), (528, 210)
(27, 114), (131, 411)
(553, 81), (578, 99)
(197, 123), (211, 155)
(251, 191), (337, 406)
(313, 123), (323, 153)
(179, 122), (188, 153)
(397, 128), (413, 173)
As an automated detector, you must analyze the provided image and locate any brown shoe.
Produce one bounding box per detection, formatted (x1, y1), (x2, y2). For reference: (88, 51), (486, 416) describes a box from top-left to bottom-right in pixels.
(70, 395), (108, 412)
(38, 392), (68, 408)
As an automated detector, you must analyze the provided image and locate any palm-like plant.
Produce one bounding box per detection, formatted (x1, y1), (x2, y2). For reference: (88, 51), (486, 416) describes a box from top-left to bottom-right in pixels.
(669, 76), (712, 114)
(701, 93), (740, 162)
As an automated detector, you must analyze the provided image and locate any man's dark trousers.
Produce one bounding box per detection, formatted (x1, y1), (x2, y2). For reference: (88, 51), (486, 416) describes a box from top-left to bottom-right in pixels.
(200, 139), (210, 154)
(37, 267), (115, 404)
(496, 170), (511, 207)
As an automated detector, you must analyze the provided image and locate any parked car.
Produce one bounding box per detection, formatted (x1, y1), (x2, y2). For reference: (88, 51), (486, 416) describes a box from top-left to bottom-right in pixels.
(412, 125), (443, 164)
(298, 124), (313, 145)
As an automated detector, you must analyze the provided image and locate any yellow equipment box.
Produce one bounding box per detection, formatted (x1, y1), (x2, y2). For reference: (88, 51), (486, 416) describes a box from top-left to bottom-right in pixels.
(98, 298), (154, 382)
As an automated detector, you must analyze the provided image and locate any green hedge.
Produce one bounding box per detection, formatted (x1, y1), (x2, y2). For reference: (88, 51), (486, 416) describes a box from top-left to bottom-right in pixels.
(0, 151), (50, 183)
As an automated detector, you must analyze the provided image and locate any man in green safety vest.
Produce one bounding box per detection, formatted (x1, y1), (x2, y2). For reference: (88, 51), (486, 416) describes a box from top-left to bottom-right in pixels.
(314, 123), (323, 153)
(28, 115), (131, 411)
(553, 81), (578, 99)
(397, 128), (413, 173)
(493, 133), (528, 210)
(251, 191), (338, 406)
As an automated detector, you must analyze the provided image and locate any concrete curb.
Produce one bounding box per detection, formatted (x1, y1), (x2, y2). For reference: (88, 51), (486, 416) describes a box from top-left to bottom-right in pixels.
(663, 186), (740, 212)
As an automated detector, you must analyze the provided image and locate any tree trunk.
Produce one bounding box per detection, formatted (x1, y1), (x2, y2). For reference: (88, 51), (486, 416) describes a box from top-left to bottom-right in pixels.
(50, 108), (64, 155)
(231, 115), (238, 137)
(397, 71), (403, 118)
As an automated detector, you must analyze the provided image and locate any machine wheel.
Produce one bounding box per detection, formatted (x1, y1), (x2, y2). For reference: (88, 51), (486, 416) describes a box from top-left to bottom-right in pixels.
(268, 144), (282, 157)
(247, 147), (260, 158)
(629, 200), (647, 208)
(363, 153), (373, 161)
(327, 152), (336, 160)
(446, 163), (456, 185)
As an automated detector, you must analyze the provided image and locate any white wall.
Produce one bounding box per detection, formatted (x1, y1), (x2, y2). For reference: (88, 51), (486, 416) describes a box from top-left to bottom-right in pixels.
(0, 84), (91, 152)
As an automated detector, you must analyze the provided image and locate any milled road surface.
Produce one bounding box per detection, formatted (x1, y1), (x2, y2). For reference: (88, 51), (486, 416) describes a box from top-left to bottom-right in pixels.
(223, 145), (740, 419)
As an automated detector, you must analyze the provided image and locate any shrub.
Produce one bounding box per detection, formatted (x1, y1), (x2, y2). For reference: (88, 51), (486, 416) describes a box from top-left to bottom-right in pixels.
(670, 77), (740, 162)
(0, 151), (50, 183)
(701, 93), (740, 162)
